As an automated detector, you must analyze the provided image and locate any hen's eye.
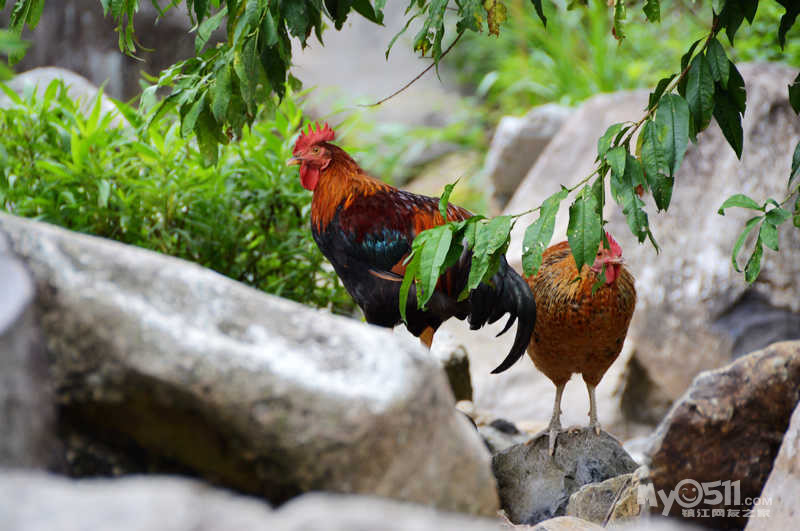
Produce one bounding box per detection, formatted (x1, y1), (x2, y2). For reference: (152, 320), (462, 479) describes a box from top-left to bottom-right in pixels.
(312, 147), (320, 153)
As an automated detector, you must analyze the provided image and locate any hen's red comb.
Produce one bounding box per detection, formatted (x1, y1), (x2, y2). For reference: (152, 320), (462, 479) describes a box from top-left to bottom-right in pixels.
(604, 231), (622, 255)
(293, 122), (335, 155)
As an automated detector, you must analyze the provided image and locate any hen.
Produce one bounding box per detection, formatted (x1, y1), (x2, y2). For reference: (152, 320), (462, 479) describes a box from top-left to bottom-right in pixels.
(525, 232), (636, 454)
(287, 122), (535, 373)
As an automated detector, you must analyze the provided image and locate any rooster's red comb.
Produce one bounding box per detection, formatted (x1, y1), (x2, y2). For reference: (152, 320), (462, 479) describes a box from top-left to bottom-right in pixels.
(293, 122), (335, 155)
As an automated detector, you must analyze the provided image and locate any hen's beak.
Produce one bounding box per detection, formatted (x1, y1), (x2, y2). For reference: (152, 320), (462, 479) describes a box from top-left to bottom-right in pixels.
(286, 157), (301, 166)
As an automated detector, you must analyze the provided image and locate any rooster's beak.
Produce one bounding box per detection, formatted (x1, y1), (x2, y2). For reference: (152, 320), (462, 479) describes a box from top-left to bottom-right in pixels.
(286, 157), (301, 166)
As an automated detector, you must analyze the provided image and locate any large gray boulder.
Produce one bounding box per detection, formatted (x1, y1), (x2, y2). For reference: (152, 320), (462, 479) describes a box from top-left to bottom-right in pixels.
(0, 213), (498, 515)
(0, 233), (57, 469)
(495, 62), (800, 427)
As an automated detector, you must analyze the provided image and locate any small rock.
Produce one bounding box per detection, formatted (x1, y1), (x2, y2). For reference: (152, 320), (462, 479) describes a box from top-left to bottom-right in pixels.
(0, 232), (57, 469)
(744, 400), (800, 530)
(492, 427), (638, 525)
(484, 104), (572, 205)
(646, 340), (800, 528)
(566, 473), (632, 525)
(430, 331), (474, 402)
(478, 419), (530, 454)
(527, 515), (603, 530)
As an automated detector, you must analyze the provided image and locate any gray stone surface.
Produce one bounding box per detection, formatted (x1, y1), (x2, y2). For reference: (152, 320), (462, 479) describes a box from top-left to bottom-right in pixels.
(429, 330), (474, 402)
(745, 401), (800, 531)
(528, 516), (603, 530)
(484, 104), (572, 205)
(0, 232), (56, 469)
(498, 63), (800, 422)
(0, 471), (508, 531)
(492, 427), (638, 525)
(0, 213), (498, 515)
(646, 340), (800, 528)
(478, 419), (531, 455)
(566, 473), (632, 525)
(0, 471), (275, 531)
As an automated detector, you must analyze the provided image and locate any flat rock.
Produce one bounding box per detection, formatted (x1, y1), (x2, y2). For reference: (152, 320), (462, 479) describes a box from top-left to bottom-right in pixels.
(527, 516), (603, 530)
(0, 213), (498, 515)
(504, 63), (800, 408)
(492, 427), (638, 525)
(0, 233), (57, 469)
(744, 400), (800, 530)
(646, 340), (800, 528)
(566, 472), (632, 525)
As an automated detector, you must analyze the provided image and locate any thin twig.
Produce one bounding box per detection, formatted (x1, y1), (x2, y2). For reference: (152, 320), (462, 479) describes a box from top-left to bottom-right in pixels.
(361, 31), (465, 107)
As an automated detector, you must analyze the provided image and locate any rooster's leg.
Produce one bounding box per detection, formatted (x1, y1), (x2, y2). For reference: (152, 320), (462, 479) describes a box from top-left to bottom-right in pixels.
(586, 382), (601, 435)
(547, 383), (566, 456)
(419, 327), (435, 349)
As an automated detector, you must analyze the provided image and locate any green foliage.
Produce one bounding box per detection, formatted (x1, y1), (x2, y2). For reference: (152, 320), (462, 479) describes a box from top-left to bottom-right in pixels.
(0, 80), (354, 312)
(0, 29), (27, 79)
(401, 0), (800, 307)
(449, 0), (705, 116)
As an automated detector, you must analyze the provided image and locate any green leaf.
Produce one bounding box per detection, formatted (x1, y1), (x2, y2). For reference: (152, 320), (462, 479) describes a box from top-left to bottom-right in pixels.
(439, 178), (459, 220)
(744, 235), (763, 283)
(651, 174), (674, 212)
(598, 122), (624, 158)
(613, 0), (626, 41)
(522, 188), (568, 276)
(399, 250), (420, 322)
(728, 62), (747, 113)
(639, 119), (666, 180)
(718, 0), (745, 45)
(612, 155), (650, 242)
(181, 91), (207, 138)
(790, 140), (800, 187)
(677, 38), (702, 97)
(759, 222), (779, 252)
(352, 0), (385, 25)
(487, 215), (513, 254)
(466, 222), (492, 293)
(97, 179), (111, 208)
(655, 94), (690, 178)
(211, 64), (232, 121)
(685, 54), (715, 132)
(718, 194), (762, 215)
(731, 216), (762, 272)
(706, 37), (729, 87)
(418, 225), (453, 308)
(713, 85), (744, 158)
(530, 0), (547, 26)
(605, 145), (626, 179)
(195, 6), (227, 53)
(765, 206), (791, 225)
(567, 186), (602, 273)
(649, 74), (676, 111)
(776, 0), (800, 48)
(794, 195), (800, 228)
(643, 0), (660, 23)
(790, 72), (800, 115)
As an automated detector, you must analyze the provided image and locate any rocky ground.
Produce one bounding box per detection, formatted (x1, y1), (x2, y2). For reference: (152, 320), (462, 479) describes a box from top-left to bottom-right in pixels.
(2, 54), (800, 531)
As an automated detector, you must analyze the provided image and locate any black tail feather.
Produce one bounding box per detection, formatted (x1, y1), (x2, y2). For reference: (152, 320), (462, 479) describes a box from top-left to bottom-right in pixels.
(466, 258), (536, 374)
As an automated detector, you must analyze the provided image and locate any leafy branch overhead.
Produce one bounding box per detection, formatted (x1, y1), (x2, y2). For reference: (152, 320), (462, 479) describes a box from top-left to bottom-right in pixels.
(399, 0), (800, 315)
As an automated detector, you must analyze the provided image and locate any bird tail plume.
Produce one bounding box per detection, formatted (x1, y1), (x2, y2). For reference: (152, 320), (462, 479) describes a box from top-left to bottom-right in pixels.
(467, 257), (536, 374)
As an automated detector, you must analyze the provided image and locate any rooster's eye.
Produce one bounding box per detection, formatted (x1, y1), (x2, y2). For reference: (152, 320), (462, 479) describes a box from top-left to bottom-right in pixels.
(312, 147), (320, 153)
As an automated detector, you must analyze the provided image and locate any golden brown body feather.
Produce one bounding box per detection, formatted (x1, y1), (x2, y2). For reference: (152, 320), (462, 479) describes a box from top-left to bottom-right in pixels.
(525, 240), (636, 454)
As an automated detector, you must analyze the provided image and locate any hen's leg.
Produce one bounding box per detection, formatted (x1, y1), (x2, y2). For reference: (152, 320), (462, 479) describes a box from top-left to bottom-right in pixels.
(547, 382), (566, 456)
(586, 382), (601, 434)
(419, 327), (435, 349)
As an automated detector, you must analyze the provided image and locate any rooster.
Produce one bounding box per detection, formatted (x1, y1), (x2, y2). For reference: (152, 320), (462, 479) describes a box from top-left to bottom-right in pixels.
(287, 122), (535, 373)
(524, 233), (636, 455)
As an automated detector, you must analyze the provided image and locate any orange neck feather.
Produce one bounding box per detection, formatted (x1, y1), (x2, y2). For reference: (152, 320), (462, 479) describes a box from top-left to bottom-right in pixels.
(310, 145), (393, 232)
